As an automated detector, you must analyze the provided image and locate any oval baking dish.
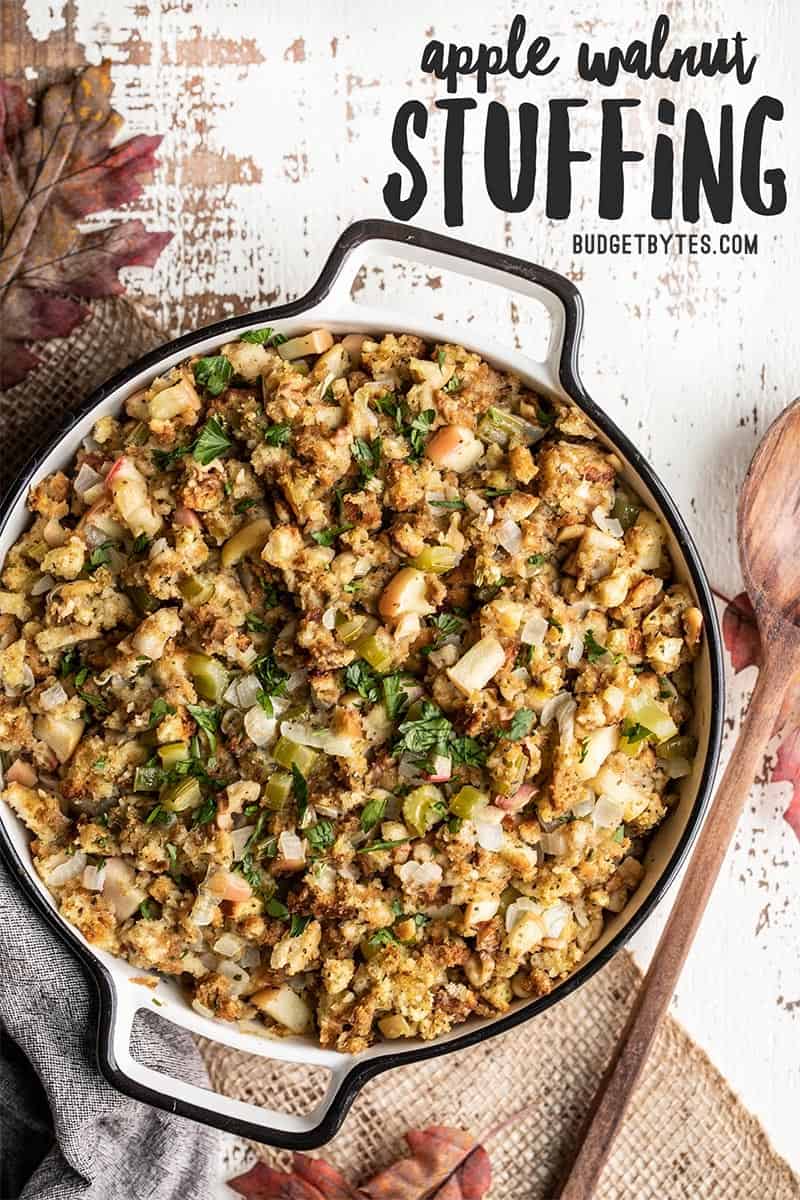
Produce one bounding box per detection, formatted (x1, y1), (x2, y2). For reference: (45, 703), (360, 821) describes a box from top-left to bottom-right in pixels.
(0, 220), (724, 1148)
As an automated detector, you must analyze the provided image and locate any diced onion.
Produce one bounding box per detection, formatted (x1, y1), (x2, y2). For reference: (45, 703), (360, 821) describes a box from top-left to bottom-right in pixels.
(278, 830), (306, 865)
(542, 901), (571, 939)
(216, 960), (251, 995)
(230, 825), (256, 859)
(84, 523), (109, 549)
(224, 674), (263, 709)
(286, 669), (307, 693)
(244, 705), (277, 747)
(192, 999), (216, 1020)
(31, 574), (55, 596)
(39, 682), (68, 711)
(149, 537), (169, 559)
(505, 896), (542, 932)
(213, 932), (245, 958)
(398, 860), (443, 887)
(592, 507), (624, 539)
(520, 614), (548, 646)
(496, 518), (523, 555)
(82, 863), (107, 891)
(322, 606), (337, 630)
(540, 692), (577, 745)
(567, 631), (584, 667)
(46, 852), (87, 887)
(190, 891), (220, 927)
(280, 720), (355, 758)
(540, 830), (568, 856)
(592, 794), (625, 830)
(572, 796), (596, 818)
(74, 463), (103, 496)
(474, 806), (505, 852)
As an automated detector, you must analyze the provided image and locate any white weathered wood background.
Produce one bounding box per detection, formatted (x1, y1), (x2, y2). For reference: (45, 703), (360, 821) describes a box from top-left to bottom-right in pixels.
(7, 0), (800, 1185)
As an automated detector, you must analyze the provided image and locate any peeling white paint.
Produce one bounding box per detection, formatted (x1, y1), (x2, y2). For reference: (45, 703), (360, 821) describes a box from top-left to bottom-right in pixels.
(22, 0), (66, 41)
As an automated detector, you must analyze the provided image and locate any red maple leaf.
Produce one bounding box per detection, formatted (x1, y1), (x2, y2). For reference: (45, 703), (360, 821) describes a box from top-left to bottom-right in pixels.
(0, 61), (171, 390)
(229, 1127), (491, 1200)
(720, 591), (800, 842)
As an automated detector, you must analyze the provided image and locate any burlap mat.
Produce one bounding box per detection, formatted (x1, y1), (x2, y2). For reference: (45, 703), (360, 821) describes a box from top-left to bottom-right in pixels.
(3, 299), (798, 1200)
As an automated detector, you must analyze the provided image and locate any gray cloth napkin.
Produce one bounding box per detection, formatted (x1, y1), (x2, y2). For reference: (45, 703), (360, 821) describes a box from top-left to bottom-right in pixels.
(0, 855), (220, 1200)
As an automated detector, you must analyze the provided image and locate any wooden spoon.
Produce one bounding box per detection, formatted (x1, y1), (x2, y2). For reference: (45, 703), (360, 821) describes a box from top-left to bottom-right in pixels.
(558, 398), (800, 1200)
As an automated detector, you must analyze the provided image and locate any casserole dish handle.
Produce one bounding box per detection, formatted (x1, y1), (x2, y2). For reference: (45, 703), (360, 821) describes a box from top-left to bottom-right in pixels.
(99, 983), (356, 1148)
(319, 218), (584, 396)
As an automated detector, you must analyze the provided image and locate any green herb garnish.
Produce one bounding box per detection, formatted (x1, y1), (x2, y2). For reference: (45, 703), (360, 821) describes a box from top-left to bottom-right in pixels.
(290, 914), (312, 937)
(240, 327), (286, 346)
(343, 659), (380, 703)
(186, 704), (219, 752)
(306, 820), (335, 854)
(584, 629), (609, 663)
(192, 417), (232, 465)
(263, 422), (292, 447)
(360, 795), (387, 832)
(147, 698), (176, 729)
(193, 356), (233, 397)
(234, 498), (257, 513)
(502, 708), (535, 741)
(310, 523), (353, 547)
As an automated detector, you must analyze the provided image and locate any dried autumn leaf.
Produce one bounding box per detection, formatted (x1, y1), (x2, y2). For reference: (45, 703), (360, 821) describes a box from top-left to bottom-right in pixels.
(229, 1155), (356, 1200)
(0, 61), (171, 390)
(720, 591), (800, 842)
(360, 1126), (491, 1200)
(228, 1127), (491, 1200)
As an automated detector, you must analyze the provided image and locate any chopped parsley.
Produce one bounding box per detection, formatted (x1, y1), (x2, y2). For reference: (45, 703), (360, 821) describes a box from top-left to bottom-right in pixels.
(483, 487), (513, 499)
(190, 794), (218, 827)
(145, 804), (171, 826)
(357, 837), (412, 854)
(381, 672), (412, 720)
(352, 436), (381, 482)
(186, 704), (219, 752)
(147, 698), (176, 729)
(437, 349), (447, 369)
(152, 444), (188, 471)
(360, 795), (387, 832)
(343, 659), (380, 703)
(393, 701), (488, 770)
(527, 553), (548, 567)
(76, 685), (110, 714)
(59, 647), (81, 678)
(306, 820), (335, 854)
(84, 540), (115, 574)
(252, 652), (288, 717)
(579, 738), (589, 763)
(131, 533), (151, 555)
(192, 417), (232, 465)
(613, 825), (626, 843)
(442, 374), (462, 393)
(291, 763), (308, 822)
(234, 498), (258, 513)
(502, 708), (535, 741)
(240, 327), (286, 346)
(138, 899), (158, 920)
(584, 629), (609, 663)
(620, 719), (653, 746)
(311, 523), (353, 547)
(263, 422), (292, 447)
(266, 897), (289, 920)
(408, 409), (436, 460)
(244, 612), (268, 633)
(192, 356), (233, 397)
(290, 915), (312, 937)
(429, 498), (466, 511)
(365, 927), (398, 950)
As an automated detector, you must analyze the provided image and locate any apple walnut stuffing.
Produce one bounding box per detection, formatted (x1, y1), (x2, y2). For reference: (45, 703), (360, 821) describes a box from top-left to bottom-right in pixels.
(0, 326), (702, 1050)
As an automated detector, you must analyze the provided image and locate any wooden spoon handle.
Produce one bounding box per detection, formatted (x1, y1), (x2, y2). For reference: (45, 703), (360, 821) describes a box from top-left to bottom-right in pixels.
(557, 646), (797, 1200)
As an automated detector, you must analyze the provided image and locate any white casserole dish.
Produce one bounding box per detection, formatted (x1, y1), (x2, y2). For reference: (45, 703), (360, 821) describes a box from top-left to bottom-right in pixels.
(0, 220), (724, 1148)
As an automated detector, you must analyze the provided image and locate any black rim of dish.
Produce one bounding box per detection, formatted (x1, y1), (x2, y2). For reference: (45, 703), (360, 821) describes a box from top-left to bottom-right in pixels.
(0, 219), (725, 1149)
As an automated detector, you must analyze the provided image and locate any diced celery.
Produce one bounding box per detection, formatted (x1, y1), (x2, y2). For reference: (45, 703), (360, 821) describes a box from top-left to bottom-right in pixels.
(611, 490), (641, 531)
(336, 613), (377, 646)
(659, 734), (698, 760)
(354, 633), (393, 674)
(411, 545), (458, 574)
(449, 785), (489, 820)
(134, 765), (163, 792)
(265, 771), (293, 809)
(127, 586), (159, 615)
(478, 406), (544, 447)
(186, 652), (228, 702)
(161, 777), (202, 812)
(402, 784), (446, 837)
(179, 576), (215, 606)
(158, 741), (189, 768)
(272, 737), (318, 774)
(220, 518), (270, 568)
